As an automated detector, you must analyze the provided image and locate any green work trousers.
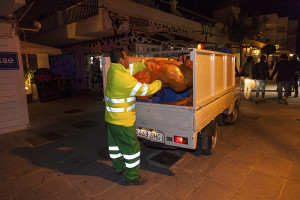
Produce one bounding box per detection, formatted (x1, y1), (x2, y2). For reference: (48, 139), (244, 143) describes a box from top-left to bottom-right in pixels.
(107, 122), (140, 182)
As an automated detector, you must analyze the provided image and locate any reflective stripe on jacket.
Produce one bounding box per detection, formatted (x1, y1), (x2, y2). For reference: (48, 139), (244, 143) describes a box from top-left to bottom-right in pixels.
(105, 60), (162, 127)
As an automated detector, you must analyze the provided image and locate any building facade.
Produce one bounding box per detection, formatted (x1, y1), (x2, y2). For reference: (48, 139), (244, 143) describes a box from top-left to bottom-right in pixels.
(213, 6), (299, 66)
(0, 0), (30, 134)
(27, 0), (231, 92)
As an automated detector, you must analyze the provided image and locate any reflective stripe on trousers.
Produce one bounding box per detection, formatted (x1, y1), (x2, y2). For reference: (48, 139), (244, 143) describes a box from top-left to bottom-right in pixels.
(109, 146), (140, 168)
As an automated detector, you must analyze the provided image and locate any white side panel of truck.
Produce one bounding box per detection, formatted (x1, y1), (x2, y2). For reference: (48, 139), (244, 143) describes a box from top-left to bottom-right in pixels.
(192, 50), (236, 133)
(193, 50), (235, 108)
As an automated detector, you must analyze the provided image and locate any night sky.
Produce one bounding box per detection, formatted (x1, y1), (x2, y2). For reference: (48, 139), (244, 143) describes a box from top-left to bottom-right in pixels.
(177, 0), (300, 20)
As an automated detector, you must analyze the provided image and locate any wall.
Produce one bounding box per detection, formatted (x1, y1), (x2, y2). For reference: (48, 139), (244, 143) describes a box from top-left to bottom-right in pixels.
(103, 0), (204, 33)
(37, 54), (50, 69)
(0, 0), (25, 17)
(264, 29), (277, 44)
(265, 13), (278, 25)
(0, 23), (29, 134)
(287, 20), (298, 53)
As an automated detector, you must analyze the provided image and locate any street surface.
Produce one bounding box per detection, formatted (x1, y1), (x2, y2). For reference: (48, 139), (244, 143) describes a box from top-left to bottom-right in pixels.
(0, 88), (300, 200)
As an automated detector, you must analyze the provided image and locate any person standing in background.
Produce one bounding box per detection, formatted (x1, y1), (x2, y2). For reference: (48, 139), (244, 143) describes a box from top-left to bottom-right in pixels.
(270, 54), (294, 105)
(254, 55), (269, 104)
(240, 56), (255, 100)
(289, 55), (300, 97)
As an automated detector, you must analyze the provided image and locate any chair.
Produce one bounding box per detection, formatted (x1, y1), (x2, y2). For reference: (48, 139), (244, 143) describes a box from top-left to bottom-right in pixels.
(34, 68), (61, 102)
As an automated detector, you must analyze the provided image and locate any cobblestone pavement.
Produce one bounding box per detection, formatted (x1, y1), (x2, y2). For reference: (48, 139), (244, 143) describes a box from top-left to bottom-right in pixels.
(0, 83), (300, 200)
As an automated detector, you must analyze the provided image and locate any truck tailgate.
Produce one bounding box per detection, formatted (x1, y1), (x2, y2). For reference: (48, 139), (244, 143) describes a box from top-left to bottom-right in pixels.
(136, 102), (194, 129)
(135, 102), (196, 149)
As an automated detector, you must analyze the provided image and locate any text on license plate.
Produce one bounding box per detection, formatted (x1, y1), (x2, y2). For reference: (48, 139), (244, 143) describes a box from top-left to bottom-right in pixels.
(136, 128), (164, 143)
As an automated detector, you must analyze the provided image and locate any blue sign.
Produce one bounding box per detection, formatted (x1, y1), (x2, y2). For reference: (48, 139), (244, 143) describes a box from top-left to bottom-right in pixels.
(0, 52), (19, 70)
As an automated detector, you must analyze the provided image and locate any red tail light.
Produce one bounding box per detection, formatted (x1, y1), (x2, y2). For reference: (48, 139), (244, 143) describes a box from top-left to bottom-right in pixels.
(174, 136), (188, 144)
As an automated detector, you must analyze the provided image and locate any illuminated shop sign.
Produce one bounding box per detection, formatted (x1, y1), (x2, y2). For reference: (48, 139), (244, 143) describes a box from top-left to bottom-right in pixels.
(0, 52), (19, 70)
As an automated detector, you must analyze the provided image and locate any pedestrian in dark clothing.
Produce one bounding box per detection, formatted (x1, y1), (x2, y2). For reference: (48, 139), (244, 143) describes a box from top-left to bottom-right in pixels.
(270, 54), (294, 104)
(254, 55), (269, 104)
(289, 55), (300, 97)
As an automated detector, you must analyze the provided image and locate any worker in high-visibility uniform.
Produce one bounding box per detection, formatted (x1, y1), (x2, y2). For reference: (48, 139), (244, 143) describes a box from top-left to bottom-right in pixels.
(105, 48), (162, 185)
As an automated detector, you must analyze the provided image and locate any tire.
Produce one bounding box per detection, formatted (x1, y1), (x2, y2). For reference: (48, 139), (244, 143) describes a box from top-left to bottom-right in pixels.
(196, 120), (218, 155)
(227, 102), (239, 125)
(216, 113), (226, 126)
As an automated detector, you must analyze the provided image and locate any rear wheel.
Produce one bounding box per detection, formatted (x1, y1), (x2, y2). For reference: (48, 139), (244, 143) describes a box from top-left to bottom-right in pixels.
(196, 120), (218, 155)
(227, 102), (239, 125)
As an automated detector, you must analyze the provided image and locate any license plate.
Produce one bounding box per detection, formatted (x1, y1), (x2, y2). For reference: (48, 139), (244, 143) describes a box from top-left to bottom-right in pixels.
(136, 128), (164, 143)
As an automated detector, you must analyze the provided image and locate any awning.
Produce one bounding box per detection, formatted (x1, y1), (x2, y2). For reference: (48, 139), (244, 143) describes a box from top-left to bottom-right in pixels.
(20, 41), (62, 55)
(247, 40), (266, 49)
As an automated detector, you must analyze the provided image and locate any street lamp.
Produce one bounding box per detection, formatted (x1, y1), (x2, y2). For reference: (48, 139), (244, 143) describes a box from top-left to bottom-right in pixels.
(200, 23), (213, 43)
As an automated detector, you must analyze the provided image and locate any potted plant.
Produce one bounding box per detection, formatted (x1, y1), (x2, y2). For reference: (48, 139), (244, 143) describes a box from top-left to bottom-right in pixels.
(24, 68), (36, 102)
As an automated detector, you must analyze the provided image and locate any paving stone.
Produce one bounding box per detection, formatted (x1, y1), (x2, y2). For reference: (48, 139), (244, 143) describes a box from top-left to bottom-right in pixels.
(294, 150), (300, 162)
(137, 188), (177, 200)
(186, 178), (237, 200)
(0, 168), (57, 199)
(169, 152), (194, 169)
(60, 160), (110, 185)
(240, 170), (286, 199)
(232, 191), (273, 200)
(71, 120), (99, 130)
(14, 174), (73, 200)
(150, 151), (182, 167)
(50, 187), (90, 200)
(183, 154), (220, 174)
(219, 125), (254, 148)
(209, 139), (237, 159)
(139, 169), (173, 186)
(244, 134), (273, 150)
(63, 109), (84, 114)
(225, 145), (262, 166)
(1, 91), (300, 200)
(154, 169), (205, 199)
(253, 154), (293, 178)
(96, 182), (152, 200)
(76, 168), (119, 198)
(56, 153), (96, 173)
(208, 160), (251, 187)
(0, 155), (41, 183)
(0, 132), (32, 153)
(25, 131), (63, 146)
(263, 144), (297, 161)
(257, 123), (299, 148)
(280, 179), (300, 200)
(288, 159), (300, 182)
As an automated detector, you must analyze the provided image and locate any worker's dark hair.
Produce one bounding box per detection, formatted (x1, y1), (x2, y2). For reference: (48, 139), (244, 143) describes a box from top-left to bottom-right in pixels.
(260, 55), (266, 62)
(281, 54), (288, 60)
(110, 48), (124, 63)
(247, 56), (254, 63)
